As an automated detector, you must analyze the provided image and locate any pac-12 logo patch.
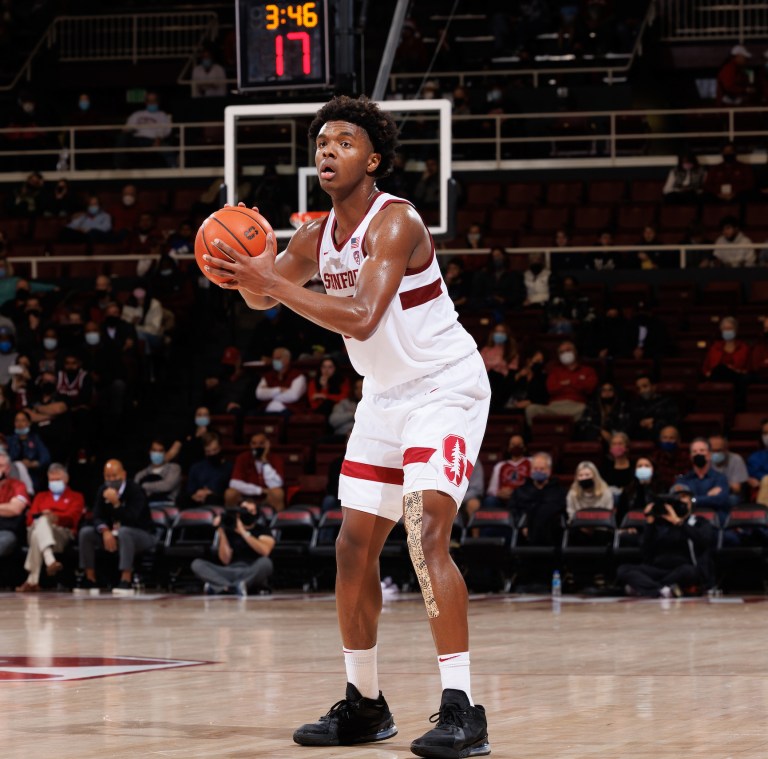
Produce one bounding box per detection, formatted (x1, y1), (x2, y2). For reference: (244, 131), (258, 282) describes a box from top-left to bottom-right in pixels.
(443, 434), (467, 486)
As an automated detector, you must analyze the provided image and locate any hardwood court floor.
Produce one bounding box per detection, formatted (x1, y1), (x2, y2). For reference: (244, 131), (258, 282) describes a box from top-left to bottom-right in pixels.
(2, 591), (768, 758)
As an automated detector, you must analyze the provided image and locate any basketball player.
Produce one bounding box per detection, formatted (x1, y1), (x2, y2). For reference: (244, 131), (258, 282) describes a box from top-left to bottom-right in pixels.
(202, 95), (491, 758)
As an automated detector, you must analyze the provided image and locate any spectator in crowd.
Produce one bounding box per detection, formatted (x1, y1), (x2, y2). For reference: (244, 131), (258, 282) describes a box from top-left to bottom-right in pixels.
(709, 434), (749, 507)
(510, 452), (567, 547)
(566, 461), (614, 520)
(307, 357), (350, 419)
(525, 340), (598, 425)
(125, 211), (164, 257)
(462, 222), (487, 256)
(617, 456), (658, 522)
(255, 347), (307, 415)
(7, 409), (50, 491)
(81, 319), (129, 429)
(716, 44), (755, 105)
(747, 419), (768, 505)
(483, 434), (531, 510)
(35, 325), (63, 375)
(25, 369), (70, 464)
(0, 326), (19, 386)
(651, 425), (690, 491)
(328, 377), (363, 439)
(480, 323), (523, 412)
(0, 451), (30, 560)
(662, 151), (707, 202)
(202, 346), (251, 416)
(589, 229), (618, 271)
(191, 46), (228, 98)
(76, 459), (155, 595)
(167, 406), (217, 472)
(43, 178), (80, 218)
(225, 432), (285, 511)
(600, 432), (634, 499)
(550, 227), (579, 271)
(702, 316), (750, 382)
(713, 217), (755, 267)
(8, 172), (47, 218)
(472, 247), (524, 315)
(60, 194), (113, 246)
(185, 432), (232, 507)
(16, 463), (84, 592)
(577, 382), (630, 444)
(628, 374), (680, 441)
(461, 459), (485, 523)
(134, 439), (182, 504)
(115, 91), (176, 169)
(191, 496), (275, 596)
(748, 316), (768, 381)
(107, 183), (141, 242)
(594, 305), (630, 359)
(55, 351), (95, 435)
(682, 221), (715, 267)
(634, 224), (661, 269)
(412, 156), (440, 210)
(121, 287), (165, 372)
(443, 257), (471, 311)
(624, 302), (667, 361)
(703, 142), (755, 202)
(393, 17), (428, 72)
(615, 484), (714, 597)
(522, 252), (552, 306)
(3, 90), (53, 160)
(675, 438), (731, 523)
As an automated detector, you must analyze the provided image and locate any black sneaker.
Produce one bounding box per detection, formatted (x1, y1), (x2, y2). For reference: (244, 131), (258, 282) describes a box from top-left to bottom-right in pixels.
(410, 689), (491, 758)
(292, 682), (397, 746)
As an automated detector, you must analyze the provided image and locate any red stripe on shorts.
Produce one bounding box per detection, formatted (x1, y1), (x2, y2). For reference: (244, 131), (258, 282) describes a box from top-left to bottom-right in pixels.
(341, 460), (404, 485)
(399, 278), (442, 310)
(465, 460), (474, 480)
(403, 447), (436, 466)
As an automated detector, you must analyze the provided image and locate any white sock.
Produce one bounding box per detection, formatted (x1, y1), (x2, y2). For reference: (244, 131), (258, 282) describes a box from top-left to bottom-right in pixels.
(343, 644), (379, 699)
(437, 651), (473, 705)
(43, 547), (55, 566)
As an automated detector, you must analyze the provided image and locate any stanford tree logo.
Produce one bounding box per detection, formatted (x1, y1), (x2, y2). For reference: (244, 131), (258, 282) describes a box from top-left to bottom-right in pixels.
(442, 434), (467, 486)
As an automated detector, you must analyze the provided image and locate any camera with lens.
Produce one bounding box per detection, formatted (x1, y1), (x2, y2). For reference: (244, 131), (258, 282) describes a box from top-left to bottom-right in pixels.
(651, 494), (690, 519)
(222, 506), (258, 529)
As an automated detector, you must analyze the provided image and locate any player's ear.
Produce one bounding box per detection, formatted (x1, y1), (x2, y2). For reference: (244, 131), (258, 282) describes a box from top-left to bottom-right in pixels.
(367, 152), (381, 174)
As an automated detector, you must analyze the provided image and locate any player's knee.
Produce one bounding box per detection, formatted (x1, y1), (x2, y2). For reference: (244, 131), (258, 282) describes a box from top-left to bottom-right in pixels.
(335, 529), (369, 573)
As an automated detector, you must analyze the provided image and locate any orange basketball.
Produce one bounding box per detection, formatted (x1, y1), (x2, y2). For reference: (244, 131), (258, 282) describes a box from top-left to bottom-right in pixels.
(194, 206), (273, 285)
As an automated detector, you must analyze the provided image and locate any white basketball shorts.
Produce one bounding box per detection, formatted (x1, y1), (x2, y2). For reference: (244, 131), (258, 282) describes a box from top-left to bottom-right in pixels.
(338, 351), (491, 523)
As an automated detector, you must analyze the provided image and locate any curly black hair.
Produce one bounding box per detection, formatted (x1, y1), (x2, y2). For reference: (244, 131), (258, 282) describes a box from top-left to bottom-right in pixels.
(308, 95), (400, 178)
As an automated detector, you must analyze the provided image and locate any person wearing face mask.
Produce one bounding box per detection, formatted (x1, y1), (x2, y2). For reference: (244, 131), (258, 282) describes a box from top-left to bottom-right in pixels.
(480, 323), (521, 411)
(191, 46), (227, 98)
(16, 463), (84, 593)
(106, 184), (141, 241)
(615, 483), (715, 598)
(134, 439), (182, 504)
(662, 151), (707, 202)
(510, 451), (567, 550)
(577, 382), (630, 444)
(708, 434), (748, 507)
(566, 461), (613, 520)
(26, 370), (70, 465)
(483, 435), (531, 510)
(524, 340), (597, 426)
(747, 419), (768, 505)
(617, 457), (658, 524)
(702, 316), (750, 409)
(35, 326), (61, 375)
(166, 405), (220, 473)
(115, 91), (177, 169)
(628, 374), (680, 441)
(42, 177), (79, 218)
(675, 438), (730, 523)
(61, 193), (113, 249)
(225, 433), (285, 510)
(76, 459), (155, 595)
(713, 217), (755, 267)
(703, 142), (755, 202)
(256, 346), (308, 415)
(185, 432), (233, 507)
(7, 410), (51, 492)
(522, 253), (552, 306)
(471, 246), (525, 314)
(0, 451), (31, 562)
(650, 425), (691, 491)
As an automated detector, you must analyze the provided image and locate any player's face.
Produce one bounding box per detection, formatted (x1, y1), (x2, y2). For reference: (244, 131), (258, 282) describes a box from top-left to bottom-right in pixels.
(315, 121), (380, 190)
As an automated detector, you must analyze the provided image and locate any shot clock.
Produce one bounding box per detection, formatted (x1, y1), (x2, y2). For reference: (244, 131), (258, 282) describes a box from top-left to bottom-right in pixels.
(237, 0), (330, 91)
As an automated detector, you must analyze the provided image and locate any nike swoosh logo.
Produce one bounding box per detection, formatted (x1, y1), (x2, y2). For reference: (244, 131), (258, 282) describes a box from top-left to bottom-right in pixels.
(438, 655), (461, 663)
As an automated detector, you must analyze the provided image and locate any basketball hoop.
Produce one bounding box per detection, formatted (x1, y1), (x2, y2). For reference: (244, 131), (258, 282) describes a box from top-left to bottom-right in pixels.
(289, 211), (330, 229)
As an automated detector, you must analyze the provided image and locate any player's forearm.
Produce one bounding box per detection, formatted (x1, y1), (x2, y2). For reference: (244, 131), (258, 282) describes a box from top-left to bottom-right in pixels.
(266, 277), (378, 340)
(240, 289), (279, 310)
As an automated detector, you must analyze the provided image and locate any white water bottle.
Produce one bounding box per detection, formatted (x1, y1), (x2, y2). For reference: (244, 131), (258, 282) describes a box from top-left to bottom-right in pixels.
(551, 570), (562, 598)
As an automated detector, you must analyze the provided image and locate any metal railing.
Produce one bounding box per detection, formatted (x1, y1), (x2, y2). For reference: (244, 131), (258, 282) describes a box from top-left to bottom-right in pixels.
(5, 102), (766, 180)
(659, 0), (768, 41)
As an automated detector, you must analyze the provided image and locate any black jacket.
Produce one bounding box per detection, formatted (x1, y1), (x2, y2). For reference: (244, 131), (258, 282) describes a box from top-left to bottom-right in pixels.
(93, 479), (153, 533)
(511, 477), (567, 547)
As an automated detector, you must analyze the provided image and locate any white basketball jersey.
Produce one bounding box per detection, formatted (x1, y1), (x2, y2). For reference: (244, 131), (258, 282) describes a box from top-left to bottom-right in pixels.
(317, 192), (477, 393)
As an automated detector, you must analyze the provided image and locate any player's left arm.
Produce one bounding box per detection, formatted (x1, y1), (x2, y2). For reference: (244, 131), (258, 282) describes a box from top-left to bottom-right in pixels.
(205, 204), (426, 341)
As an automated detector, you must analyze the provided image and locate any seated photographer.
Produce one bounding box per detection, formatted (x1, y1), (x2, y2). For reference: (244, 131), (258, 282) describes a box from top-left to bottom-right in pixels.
(190, 497), (275, 596)
(675, 438), (730, 524)
(615, 484), (714, 597)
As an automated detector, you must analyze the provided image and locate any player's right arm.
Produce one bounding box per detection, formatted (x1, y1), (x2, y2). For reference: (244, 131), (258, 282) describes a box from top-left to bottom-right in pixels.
(235, 219), (321, 310)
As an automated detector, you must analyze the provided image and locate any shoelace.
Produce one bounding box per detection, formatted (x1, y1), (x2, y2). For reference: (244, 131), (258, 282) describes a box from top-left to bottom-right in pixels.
(428, 702), (465, 727)
(321, 698), (355, 721)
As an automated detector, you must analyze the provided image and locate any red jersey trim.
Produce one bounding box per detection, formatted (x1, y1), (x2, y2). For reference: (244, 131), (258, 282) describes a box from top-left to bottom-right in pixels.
(331, 192), (384, 252)
(315, 214), (330, 268)
(341, 460), (404, 485)
(360, 197), (412, 261)
(403, 447), (436, 466)
(399, 278), (442, 310)
(466, 460), (474, 480)
(405, 232), (435, 276)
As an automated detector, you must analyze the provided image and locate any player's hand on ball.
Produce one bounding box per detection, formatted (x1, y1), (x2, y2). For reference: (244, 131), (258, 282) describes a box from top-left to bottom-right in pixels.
(203, 232), (277, 293)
